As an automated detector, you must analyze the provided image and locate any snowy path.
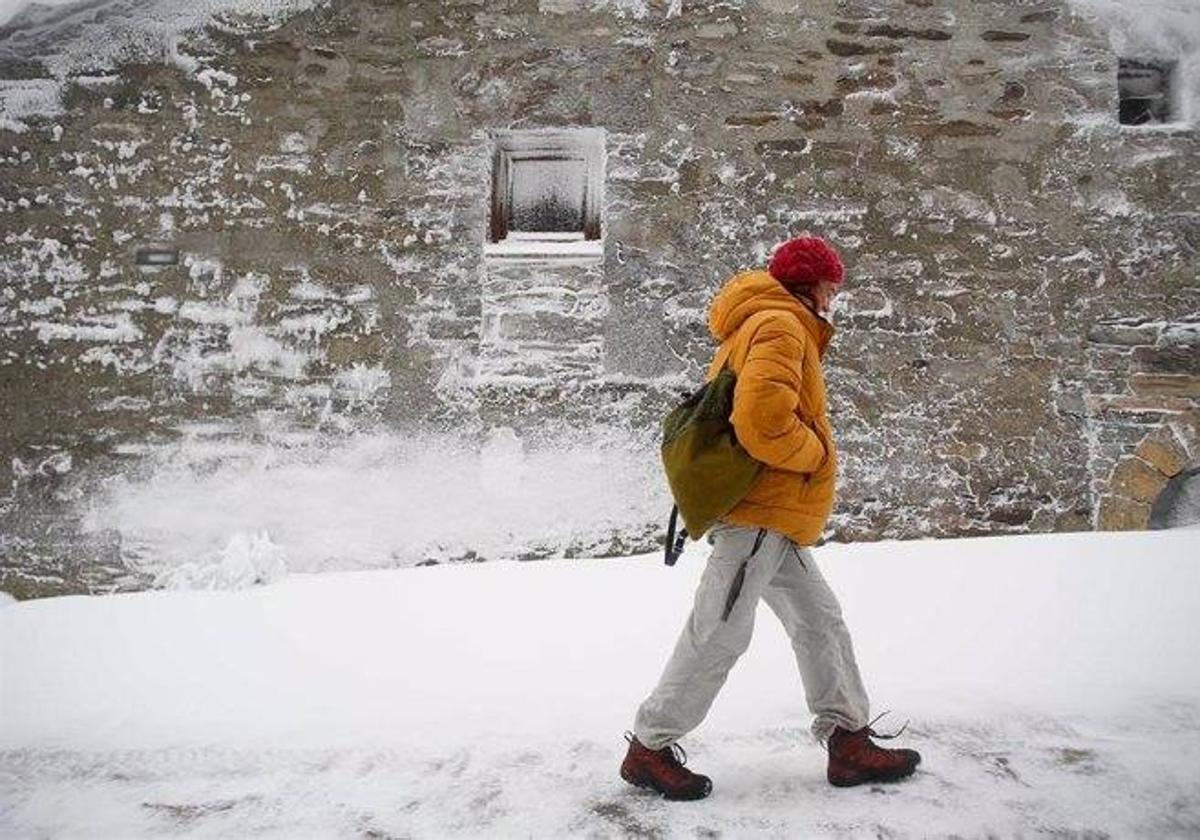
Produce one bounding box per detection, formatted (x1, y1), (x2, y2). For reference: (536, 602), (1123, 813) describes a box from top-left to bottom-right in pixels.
(4, 708), (1199, 838)
(3, 529), (1199, 838)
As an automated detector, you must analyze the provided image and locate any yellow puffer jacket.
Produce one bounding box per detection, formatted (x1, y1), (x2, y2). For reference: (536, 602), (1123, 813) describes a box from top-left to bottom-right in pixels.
(704, 269), (837, 546)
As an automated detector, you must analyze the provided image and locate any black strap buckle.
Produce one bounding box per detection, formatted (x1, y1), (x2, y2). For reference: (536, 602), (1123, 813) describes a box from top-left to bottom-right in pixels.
(664, 505), (688, 566)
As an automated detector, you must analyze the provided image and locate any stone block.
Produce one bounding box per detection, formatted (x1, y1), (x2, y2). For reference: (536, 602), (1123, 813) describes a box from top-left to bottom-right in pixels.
(1129, 374), (1200, 399)
(826, 39), (901, 56)
(326, 332), (386, 365)
(1088, 394), (1194, 415)
(494, 310), (595, 344)
(724, 73), (764, 86)
(863, 24), (951, 40)
(836, 69), (898, 95)
(755, 138), (812, 156)
(724, 112), (781, 127)
(798, 99), (844, 118)
(1161, 324), (1200, 346)
(696, 22), (739, 40)
(667, 49), (723, 80)
(426, 317), (480, 342)
(788, 115), (824, 131)
(1086, 322), (1161, 346)
(912, 119), (1001, 138)
(783, 71), (816, 85)
(935, 440), (987, 460)
(1096, 495), (1150, 531)
(1109, 457), (1169, 502)
(987, 107), (1032, 122)
(1084, 349), (1131, 374)
(999, 81), (1027, 102)
(980, 31), (1032, 42)
(1132, 346), (1200, 376)
(1053, 390), (1086, 416)
(1167, 412), (1200, 457)
(1135, 436), (1188, 477)
(1020, 10), (1059, 23)
(988, 506), (1034, 526)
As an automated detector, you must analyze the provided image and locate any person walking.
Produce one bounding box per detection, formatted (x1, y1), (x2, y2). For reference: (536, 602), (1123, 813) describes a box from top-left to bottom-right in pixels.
(620, 235), (921, 800)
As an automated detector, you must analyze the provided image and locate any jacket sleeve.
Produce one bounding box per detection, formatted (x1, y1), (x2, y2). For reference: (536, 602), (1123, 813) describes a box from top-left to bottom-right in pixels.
(730, 318), (827, 474)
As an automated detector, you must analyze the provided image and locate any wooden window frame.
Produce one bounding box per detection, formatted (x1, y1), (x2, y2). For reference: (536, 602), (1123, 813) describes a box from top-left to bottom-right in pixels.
(485, 128), (605, 264)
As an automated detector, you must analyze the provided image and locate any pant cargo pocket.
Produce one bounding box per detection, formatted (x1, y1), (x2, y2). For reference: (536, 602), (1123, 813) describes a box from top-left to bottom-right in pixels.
(721, 561), (747, 621)
(720, 528), (767, 622)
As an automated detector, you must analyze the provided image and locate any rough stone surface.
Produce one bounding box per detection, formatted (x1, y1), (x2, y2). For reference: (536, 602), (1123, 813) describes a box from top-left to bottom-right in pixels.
(1169, 412), (1200, 458)
(1096, 494), (1151, 531)
(1109, 458), (1170, 503)
(1130, 374), (1200, 399)
(0, 0), (1198, 595)
(1136, 435), (1188, 478)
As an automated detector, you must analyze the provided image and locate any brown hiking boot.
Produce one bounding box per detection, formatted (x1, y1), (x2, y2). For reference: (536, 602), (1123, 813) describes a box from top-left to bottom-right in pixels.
(827, 716), (921, 787)
(620, 733), (713, 801)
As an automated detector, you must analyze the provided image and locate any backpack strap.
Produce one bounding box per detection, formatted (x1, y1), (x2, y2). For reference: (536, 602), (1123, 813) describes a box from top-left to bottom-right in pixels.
(664, 505), (688, 566)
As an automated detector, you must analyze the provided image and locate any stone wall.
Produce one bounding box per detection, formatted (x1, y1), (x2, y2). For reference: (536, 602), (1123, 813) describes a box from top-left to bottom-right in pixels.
(2, 0), (1198, 596)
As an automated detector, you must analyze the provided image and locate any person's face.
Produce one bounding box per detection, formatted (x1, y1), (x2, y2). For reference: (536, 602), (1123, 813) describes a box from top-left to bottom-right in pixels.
(795, 280), (840, 317)
(812, 280), (839, 316)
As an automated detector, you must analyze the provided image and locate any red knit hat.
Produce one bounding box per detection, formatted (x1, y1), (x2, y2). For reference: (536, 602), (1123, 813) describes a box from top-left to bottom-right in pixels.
(768, 236), (845, 288)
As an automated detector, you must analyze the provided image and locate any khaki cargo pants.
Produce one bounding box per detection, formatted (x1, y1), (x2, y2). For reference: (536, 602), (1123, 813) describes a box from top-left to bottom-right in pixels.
(634, 521), (871, 749)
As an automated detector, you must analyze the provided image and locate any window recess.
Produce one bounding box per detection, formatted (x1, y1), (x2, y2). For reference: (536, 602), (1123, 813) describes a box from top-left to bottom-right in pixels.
(485, 128), (605, 264)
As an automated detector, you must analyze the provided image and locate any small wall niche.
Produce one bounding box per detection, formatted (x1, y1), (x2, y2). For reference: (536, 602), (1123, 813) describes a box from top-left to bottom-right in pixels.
(485, 127), (605, 264)
(1117, 58), (1178, 126)
(134, 245), (180, 272)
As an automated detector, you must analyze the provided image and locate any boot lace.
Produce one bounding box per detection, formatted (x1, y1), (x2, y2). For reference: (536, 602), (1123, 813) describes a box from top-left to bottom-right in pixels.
(864, 710), (910, 741)
(827, 711), (911, 755)
(652, 743), (694, 786)
(661, 743), (689, 767)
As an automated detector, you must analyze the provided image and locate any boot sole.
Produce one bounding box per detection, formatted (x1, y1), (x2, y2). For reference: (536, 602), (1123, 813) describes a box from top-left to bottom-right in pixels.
(621, 769), (713, 801)
(828, 763), (920, 788)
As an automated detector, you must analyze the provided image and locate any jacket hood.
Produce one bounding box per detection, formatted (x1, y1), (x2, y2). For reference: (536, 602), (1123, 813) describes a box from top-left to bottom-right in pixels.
(707, 269), (834, 356)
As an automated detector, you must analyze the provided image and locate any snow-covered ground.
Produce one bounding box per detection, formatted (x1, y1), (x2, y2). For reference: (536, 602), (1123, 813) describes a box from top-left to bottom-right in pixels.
(2, 527), (1199, 838)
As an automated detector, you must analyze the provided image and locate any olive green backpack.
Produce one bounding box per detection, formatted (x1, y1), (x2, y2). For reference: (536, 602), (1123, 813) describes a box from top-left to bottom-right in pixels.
(661, 344), (763, 565)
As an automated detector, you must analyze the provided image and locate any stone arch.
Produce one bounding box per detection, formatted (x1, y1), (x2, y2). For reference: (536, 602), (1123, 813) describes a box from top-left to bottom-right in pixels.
(1096, 411), (1200, 530)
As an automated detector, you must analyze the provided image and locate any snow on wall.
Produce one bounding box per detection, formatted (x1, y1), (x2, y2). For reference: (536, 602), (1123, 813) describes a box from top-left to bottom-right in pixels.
(0, 0), (325, 132)
(0, 77), (59, 133)
(82, 423), (665, 585)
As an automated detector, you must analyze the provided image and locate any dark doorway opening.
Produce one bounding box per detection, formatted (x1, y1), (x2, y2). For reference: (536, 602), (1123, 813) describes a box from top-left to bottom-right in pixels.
(1149, 466), (1200, 529)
